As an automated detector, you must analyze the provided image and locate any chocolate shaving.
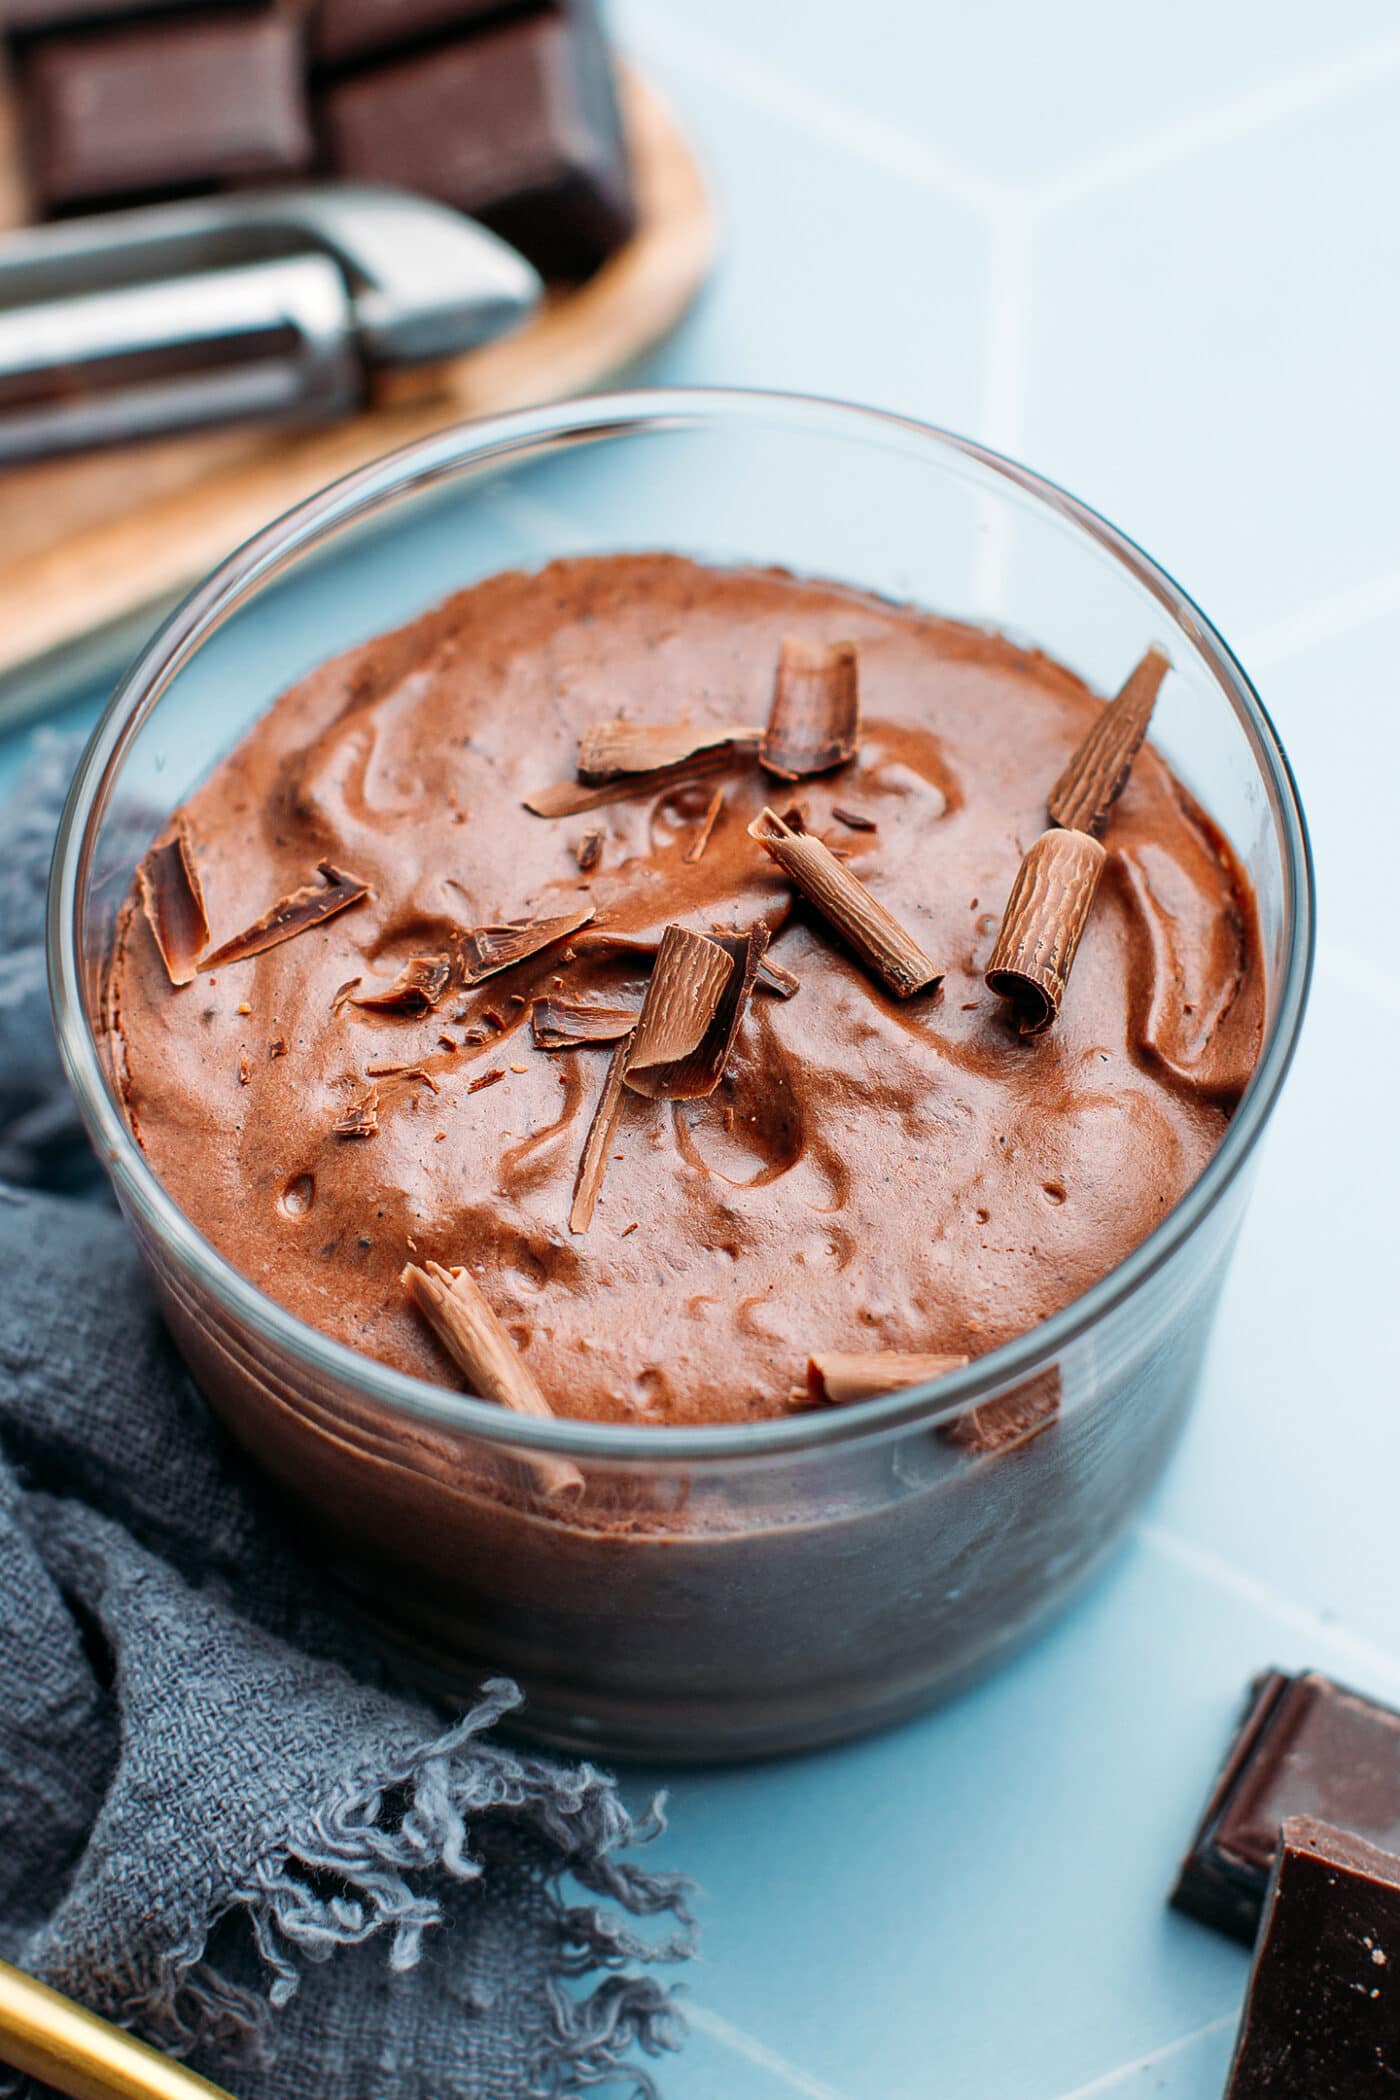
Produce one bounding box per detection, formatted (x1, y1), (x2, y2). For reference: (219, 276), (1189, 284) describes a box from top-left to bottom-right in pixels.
(462, 904), (595, 984)
(202, 863), (370, 969)
(683, 786), (725, 865)
(985, 828), (1106, 1034)
(760, 638), (860, 780)
(402, 1261), (582, 1502)
(237, 1048), (251, 1088)
(808, 1350), (970, 1407)
(531, 998), (638, 1052)
(269, 1037), (287, 1060)
(575, 828), (604, 873)
(576, 718), (762, 785)
(333, 1084), (380, 1138)
(467, 1067), (505, 1094)
(330, 976), (362, 1013)
(756, 955), (800, 999)
(136, 818), (210, 987)
(354, 956), (451, 1013)
(526, 741), (754, 820)
(832, 806), (877, 832)
(569, 1038), (630, 1234)
(1048, 645), (1171, 837)
(619, 926), (744, 1102)
(748, 808), (941, 999)
(942, 1366), (1061, 1455)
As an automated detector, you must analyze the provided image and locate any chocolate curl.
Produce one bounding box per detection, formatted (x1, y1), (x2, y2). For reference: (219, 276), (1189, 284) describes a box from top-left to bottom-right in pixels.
(576, 718), (762, 785)
(985, 828), (1106, 1034)
(760, 638), (860, 779)
(748, 807), (941, 999)
(942, 1366), (1062, 1455)
(402, 1261), (583, 1502)
(1048, 645), (1171, 837)
(354, 956), (451, 1012)
(569, 1037), (630, 1234)
(807, 1351), (970, 1407)
(530, 998), (637, 1051)
(136, 818), (210, 987)
(461, 904), (595, 983)
(620, 927), (735, 1100)
(202, 862), (370, 968)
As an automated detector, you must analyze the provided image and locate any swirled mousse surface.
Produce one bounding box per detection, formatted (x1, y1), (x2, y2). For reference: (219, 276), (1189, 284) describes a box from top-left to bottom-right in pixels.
(110, 555), (1263, 1426)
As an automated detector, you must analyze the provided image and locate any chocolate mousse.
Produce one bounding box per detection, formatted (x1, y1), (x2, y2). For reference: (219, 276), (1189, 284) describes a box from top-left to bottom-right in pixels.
(110, 553), (1263, 1434)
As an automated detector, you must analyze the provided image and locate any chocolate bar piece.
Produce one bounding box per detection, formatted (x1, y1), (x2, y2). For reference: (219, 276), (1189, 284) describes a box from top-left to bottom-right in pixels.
(321, 2), (634, 277)
(20, 14), (314, 214)
(1172, 1668), (1400, 1945)
(1225, 1817), (1400, 2097)
(2, 0), (213, 39)
(310, 0), (518, 70)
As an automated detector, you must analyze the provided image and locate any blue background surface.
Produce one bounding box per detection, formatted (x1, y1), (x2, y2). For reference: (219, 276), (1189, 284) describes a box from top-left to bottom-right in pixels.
(5, 5), (1400, 2093)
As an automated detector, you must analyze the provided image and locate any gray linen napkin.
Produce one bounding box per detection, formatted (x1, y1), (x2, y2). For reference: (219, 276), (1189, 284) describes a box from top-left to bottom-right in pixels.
(0, 735), (694, 2098)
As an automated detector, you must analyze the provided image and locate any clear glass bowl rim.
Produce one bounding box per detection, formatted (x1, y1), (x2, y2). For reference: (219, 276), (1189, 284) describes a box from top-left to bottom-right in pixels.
(47, 384), (1315, 1464)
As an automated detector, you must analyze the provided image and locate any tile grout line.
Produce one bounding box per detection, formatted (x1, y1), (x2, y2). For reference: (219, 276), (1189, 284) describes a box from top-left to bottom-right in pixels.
(1029, 24), (1400, 214)
(1138, 1522), (1400, 1696)
(618, 12), (1014, 220)
(1049, 2011), (1238, 2100)
(1237, 561), (1400, 670)
(684, 2003), (858, 2100)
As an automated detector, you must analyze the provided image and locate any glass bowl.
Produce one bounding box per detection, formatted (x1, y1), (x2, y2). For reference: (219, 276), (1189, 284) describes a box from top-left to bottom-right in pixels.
(48, 388), (1313, 1760)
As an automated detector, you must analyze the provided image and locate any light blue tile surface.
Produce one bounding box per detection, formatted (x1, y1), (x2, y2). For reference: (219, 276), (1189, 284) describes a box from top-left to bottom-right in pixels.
(5, 5), (1399, 2095)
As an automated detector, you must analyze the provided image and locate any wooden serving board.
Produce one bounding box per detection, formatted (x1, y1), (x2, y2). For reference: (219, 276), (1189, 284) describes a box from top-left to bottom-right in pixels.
(0, 67), (713, 718)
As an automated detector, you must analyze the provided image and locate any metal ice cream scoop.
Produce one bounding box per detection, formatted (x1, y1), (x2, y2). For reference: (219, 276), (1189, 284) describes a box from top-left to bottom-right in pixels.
(0, 185), (542, 464)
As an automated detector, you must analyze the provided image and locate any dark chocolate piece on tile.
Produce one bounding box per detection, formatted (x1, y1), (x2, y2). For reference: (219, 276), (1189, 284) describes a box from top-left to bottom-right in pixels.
(321, 1), (635, 277)
(1172, 1668), (1400, 1946)
(1224, 1817), (1400, 2098)
(20, 14), (314, 214)
(310, 0), (518, 71)
(2, 0), (219, 40)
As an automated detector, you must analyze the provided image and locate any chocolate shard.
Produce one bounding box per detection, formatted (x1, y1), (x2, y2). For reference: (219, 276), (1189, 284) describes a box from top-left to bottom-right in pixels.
(576, 718), (762, 786)
(756, 955), (801, 999)
(807, 1351), (970, 1407)
(1224, 1817), (1400, 2099)
(569, 1036), (631, 1234)
(748, 807), (942, 1000)
(621, 923), (768, 1102)
(353, 956), (451, 1013)
(831, 806), (877, 832)
(467, 1066), (506, 1094)
(760, 638), (860, 780)
(985, 829), (1106, 1035)
(683, 786), (726, 865)
(333, 1084), (380, 1138)
(1048, 645), (1171, 837)
(531, 997), (638, 1052)
(202, 863), (370, 969)
(942, 1365), (1061, 1456)
(575, 828), (604, 873)
(1172, 1669), (1400, 1948)
(136, 818), (210, 988)
(402, 1261), (582, 1502)
(525, 739), (758, 818)
(462, 904), (595, 983)
(330, 976), (363, 1013)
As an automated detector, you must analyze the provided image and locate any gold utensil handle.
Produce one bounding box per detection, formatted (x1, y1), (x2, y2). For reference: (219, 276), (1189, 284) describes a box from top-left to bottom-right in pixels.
(0, 1959), (236, 2100)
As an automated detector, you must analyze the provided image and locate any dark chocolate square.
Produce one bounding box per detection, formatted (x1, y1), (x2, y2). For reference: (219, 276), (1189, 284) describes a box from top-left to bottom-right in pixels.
(1172, 1668), (1400, 1946)
(320, 0), (634, 277)
(310, 0), (520, 71)
(1225, 1817), (1400, 2098)
(20, 13), (314, 214)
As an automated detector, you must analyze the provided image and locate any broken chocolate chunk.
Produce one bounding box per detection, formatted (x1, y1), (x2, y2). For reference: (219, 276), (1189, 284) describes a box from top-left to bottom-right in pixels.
(1172, 1669), (1400, 1947)
(760, 638), (860, 780)
(941, 1366), (1061, 1456)
(202, 864), (370, 969)
(353, 956), (452, 1013)
(333, 1084), (380, 1138)
(135, 817), (210, 988)
(1224, 1817), (1400, 2099)
(749, 807), (941, 1000)
(985, 828), (1105, 1034)
(461, 904), (595, 983)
